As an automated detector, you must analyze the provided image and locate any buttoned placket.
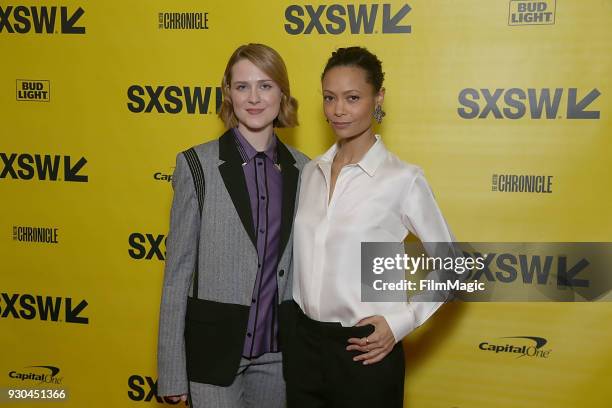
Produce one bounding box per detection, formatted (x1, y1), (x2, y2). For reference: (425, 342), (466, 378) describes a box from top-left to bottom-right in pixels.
(245, 152), (274, 351)
(233, 126), (283, 358)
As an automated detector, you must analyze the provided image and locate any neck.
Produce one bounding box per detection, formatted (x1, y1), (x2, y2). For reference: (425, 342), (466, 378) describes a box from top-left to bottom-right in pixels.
(237, 122), (275, 152)
(335, 127), (376, 165)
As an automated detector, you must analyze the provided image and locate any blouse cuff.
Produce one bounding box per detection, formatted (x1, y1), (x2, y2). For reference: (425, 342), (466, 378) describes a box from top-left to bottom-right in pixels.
(383, 306), (417, 343)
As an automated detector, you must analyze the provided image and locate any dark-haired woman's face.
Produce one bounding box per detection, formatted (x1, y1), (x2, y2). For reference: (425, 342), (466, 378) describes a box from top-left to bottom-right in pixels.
(322, 66), (382, 141)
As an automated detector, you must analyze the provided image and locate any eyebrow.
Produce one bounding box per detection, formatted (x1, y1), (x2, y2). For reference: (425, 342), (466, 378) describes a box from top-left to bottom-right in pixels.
(322, 89), (362, 95)
(232, 79), (273, 85)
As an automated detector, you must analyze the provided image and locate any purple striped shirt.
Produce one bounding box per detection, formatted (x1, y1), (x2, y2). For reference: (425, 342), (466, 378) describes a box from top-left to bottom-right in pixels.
(233, 128), (283, 358)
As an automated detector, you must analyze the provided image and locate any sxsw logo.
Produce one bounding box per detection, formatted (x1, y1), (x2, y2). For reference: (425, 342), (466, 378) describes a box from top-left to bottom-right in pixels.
(457, 88), (601, 119)
(461, 252), (589, 288)
(0, 6), (85, 34)
(508, 0), (555, 26)
(129, 233), (166, 261)
(16, 79), (50, 102)
(128, 375), (180, 404)
(0, 293), (89, 324)
(284, 3), (411, 35)
(0, 153), (88, 182)
(127, 85), (222, 114)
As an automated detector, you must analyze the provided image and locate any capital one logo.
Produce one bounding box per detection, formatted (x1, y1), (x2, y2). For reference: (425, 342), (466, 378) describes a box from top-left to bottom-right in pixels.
(284, 3), (411, 35)
(479, 336), (552, 359)
(0, 6), (85, 34)
(458, 88), (600, 119)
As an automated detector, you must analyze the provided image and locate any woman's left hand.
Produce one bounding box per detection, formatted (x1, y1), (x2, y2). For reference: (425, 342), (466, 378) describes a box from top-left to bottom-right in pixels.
(346, 315), (396, 365)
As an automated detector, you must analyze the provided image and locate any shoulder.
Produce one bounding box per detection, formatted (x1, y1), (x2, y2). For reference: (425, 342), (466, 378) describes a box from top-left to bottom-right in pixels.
(300, 157), (320, 175)
(188, 139), (219, 159)
(174, 137), (222, 167)
(284, 144), (311, 170)
(172, 137), (222, 178)
(381, 150), (424, 183)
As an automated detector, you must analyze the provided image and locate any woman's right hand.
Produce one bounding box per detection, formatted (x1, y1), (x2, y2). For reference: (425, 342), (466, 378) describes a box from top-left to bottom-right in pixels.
(166, 394), (188, 404)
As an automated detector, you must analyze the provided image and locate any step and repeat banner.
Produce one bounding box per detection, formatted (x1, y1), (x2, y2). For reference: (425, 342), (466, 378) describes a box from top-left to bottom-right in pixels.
(1, 0), (611, 407)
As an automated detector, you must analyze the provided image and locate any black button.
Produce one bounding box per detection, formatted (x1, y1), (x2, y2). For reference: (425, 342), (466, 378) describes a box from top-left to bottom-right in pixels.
(247, 333), (252, 337)
(260, 196), (266, 200)
(278, 269), (285, 277)
(252, 298), (256, 303)
(259, 229), (265, 234)
(257, 162), (263, 166)
(258, 263), (261, 268)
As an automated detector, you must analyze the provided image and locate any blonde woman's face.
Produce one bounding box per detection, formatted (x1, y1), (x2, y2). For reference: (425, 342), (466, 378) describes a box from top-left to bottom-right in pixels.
(229, 59), (282, 133)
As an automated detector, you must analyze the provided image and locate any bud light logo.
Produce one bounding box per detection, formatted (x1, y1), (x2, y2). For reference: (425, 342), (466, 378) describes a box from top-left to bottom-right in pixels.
(508, 0), (555, 26)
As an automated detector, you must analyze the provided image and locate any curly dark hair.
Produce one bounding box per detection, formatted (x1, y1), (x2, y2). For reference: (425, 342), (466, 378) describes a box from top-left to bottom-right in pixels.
(321, 46), (385, 92)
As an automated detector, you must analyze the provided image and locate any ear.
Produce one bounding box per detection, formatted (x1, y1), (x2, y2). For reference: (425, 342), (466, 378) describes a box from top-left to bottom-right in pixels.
(222, 83), (232, 104)
(376, 87), (385, 106)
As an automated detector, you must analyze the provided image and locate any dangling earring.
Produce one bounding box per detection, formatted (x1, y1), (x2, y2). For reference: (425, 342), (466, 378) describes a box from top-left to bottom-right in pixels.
(373, 105), (386, 124)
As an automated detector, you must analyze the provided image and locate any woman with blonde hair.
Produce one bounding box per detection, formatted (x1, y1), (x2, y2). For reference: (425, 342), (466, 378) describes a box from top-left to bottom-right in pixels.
(157, 43), (308, 408)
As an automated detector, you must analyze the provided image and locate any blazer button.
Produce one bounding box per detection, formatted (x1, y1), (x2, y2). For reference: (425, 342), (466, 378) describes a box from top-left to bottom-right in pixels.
(278, 269), (285, 277)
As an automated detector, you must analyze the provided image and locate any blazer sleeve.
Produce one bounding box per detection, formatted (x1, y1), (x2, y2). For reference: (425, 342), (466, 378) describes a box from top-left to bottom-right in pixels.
(157, 152), (200, 396)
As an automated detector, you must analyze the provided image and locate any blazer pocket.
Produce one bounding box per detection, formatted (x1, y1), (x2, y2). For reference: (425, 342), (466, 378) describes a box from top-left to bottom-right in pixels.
(185, 297), (242, 322)
(184, 297), (250, 386)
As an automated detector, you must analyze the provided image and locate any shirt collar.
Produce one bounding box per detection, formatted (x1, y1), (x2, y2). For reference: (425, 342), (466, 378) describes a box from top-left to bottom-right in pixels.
(317, 134), (386, 177)
(232, 127), (278, 164)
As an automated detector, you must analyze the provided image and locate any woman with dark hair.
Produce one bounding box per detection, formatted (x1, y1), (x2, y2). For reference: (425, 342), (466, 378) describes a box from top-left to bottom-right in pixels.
(157, 43), (308, 408)
(288, 47), (455, 407)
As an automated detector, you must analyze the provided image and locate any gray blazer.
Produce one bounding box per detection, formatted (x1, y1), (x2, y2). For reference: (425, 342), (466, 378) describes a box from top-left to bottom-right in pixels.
(157, 129), (308, 395)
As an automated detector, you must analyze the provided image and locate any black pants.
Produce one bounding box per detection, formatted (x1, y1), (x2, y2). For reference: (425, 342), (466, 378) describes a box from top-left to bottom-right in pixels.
(286, 305), (405, 408)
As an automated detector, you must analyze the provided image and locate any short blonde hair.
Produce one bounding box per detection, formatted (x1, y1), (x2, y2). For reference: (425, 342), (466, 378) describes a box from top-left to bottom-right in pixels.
(218, 43), (298, 129)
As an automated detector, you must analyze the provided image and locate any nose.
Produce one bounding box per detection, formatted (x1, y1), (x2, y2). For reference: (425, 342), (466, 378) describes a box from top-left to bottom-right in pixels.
(333, 99), (345, 117)
(248, 87), (260, 104)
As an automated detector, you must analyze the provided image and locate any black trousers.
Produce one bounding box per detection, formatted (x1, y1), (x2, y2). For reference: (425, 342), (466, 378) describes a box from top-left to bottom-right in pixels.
(286, 305), (405, 408)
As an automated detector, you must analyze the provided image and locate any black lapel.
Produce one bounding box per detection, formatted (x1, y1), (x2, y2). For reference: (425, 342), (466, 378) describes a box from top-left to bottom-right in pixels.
(218, 129), (256, 248)
(277, 140), (299, 257)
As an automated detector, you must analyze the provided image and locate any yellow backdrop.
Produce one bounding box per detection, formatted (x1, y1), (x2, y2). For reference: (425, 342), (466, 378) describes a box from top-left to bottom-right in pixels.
(1, 0), (611, 407)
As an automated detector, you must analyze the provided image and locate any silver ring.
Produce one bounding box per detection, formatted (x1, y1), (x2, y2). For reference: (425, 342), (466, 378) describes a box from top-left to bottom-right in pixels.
(365, 337), (369, 344)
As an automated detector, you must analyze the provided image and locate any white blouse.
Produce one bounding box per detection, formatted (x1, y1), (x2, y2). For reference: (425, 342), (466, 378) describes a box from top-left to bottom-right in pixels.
(293, 135), (455, 342)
